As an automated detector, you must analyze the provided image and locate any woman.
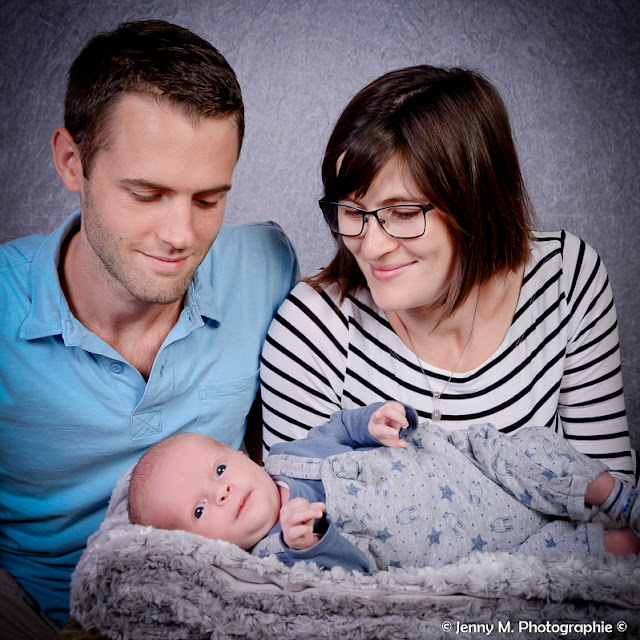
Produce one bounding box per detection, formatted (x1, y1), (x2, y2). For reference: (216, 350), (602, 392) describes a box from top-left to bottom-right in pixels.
(260, 65), (635, 482)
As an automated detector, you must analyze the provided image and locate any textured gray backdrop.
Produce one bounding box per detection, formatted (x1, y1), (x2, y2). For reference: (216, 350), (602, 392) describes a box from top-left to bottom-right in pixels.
(1, 0), (638, 445)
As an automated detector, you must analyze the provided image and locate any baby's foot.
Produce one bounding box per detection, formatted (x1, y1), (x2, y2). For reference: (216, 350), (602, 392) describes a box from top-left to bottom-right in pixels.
(623, 488), (640, 537)
(601, 480), (639, 533)
(604, 527), (640, 555)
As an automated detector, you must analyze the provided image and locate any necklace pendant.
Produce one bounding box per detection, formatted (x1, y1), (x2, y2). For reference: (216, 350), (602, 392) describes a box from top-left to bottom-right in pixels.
(433, 391), (441, 399)
(432, 408), (442, 422)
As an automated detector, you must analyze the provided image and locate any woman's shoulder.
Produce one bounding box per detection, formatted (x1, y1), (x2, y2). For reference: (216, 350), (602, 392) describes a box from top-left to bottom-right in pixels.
(532, 229), (601, 264)
(281, 280), (378, 323)
(527, 230), (609, 312)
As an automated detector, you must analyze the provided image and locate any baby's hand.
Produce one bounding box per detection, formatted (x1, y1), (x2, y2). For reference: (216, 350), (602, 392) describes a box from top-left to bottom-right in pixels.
(280, 497), (325, 550)
(368, 401), (408, 448)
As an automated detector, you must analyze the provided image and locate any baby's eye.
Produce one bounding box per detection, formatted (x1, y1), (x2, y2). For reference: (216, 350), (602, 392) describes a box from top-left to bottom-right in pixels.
(194, 502), (206, 520)
(215, 463), (227, 477)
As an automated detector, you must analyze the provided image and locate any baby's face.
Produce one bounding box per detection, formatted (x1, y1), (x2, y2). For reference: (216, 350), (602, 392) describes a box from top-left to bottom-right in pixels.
(140, 434), (281, 549)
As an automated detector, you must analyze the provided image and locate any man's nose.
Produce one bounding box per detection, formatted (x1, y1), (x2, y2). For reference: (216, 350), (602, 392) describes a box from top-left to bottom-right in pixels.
(156, 199), (197, 250)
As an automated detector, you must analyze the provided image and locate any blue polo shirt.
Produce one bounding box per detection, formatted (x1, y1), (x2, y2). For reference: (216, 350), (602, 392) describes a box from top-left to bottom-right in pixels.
(0, 211), (298, 626)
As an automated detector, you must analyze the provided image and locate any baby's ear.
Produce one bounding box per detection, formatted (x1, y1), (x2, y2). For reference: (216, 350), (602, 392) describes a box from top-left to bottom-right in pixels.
(237, 442), (262, 465)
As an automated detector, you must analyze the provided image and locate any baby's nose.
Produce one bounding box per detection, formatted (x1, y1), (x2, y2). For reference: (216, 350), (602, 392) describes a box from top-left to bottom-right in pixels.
(216, 484), (231, 505)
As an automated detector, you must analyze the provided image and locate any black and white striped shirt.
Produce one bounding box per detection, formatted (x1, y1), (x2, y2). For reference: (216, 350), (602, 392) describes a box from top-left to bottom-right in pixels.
(261, 230), (634, 482)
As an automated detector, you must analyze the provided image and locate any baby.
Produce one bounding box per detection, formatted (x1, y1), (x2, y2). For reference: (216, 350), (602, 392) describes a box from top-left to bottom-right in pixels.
(128, 402), (640, 573)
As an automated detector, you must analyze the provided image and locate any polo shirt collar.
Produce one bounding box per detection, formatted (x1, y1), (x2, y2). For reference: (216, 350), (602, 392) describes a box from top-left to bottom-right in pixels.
(21, 210), (222, 342)
(20, 211), (81, 340)
(187, 262), (220, 324)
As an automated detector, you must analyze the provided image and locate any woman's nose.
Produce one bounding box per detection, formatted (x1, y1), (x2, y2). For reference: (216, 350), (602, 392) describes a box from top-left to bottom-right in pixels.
(359, 215), (399, 258)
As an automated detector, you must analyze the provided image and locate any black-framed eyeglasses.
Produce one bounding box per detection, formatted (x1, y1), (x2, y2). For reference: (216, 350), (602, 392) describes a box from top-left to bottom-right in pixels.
(319, 199), (434, 239)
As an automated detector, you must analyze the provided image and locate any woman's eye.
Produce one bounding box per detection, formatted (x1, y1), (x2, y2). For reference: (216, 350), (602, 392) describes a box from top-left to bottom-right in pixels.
(194, 503), (205, 519)
(337, 205), (362, 219)
(215, 463), (227, 477)
(390, 207), (421, 219)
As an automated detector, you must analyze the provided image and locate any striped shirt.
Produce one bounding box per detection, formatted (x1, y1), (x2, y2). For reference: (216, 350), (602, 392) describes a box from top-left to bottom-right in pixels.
(261, 230), (634, 482)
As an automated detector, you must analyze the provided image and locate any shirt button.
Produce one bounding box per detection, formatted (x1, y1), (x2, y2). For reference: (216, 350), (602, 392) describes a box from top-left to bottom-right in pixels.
(110, 362), (124, 374)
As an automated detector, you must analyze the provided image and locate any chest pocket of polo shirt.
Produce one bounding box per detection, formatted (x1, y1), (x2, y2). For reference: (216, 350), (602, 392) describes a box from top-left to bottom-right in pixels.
(196, 369), (260, 446)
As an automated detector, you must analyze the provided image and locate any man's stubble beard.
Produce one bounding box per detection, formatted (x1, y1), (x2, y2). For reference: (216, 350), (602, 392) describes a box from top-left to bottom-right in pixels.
(81, 188), (204, 306)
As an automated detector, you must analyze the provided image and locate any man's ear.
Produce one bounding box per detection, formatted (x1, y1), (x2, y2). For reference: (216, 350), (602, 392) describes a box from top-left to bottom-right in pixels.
(51, 127), (84, 193)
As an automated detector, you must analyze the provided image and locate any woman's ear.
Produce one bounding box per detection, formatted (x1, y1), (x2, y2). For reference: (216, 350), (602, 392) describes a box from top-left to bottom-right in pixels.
(51, 127), (84, 193)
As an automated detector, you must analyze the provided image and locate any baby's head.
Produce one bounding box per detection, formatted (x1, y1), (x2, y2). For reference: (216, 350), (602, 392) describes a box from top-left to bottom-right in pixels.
(128, 432), (281, 550)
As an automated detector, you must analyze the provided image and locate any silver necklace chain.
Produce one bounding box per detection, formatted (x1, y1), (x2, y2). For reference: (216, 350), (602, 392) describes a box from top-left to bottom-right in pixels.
(398, 292), (479, 422)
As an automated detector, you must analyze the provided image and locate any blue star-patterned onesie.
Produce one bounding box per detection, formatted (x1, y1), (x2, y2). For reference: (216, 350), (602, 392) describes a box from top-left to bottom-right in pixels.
(251, 403), (608, 573)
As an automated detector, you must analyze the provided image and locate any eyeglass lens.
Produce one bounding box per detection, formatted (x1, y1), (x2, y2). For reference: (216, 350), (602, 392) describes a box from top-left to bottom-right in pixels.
(334, 204), (426, 238)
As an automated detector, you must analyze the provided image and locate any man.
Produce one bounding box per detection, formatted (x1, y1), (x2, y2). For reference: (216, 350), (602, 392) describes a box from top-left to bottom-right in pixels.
(0, 20), (298, 635)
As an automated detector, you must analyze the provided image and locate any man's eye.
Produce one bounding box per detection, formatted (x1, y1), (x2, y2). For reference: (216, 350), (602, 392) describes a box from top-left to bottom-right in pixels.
(131, 192), (160, 202)
(194, 502), (205, 519)
(215, 463), (227, 477)
(196, 198), (220, 209)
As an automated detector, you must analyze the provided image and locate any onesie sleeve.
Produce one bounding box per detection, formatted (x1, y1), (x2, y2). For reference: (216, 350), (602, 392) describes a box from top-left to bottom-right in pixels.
(269, 402), (419, 459)
(276, 516), (371, 574)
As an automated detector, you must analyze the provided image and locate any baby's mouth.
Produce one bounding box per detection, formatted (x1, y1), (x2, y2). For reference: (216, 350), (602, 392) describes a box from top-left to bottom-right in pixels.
(237, 492), (250, 519)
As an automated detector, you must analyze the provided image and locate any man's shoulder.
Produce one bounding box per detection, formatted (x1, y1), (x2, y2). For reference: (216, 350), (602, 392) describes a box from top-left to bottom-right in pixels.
(0, 232), (48, 269)
(0, 234), (51, 303)
(203, 220), (298, 283)
(0, 233), (51, 330)
(1, 215), (78, 309)
(214, 220), (294, 256)
(196, 221), (298, 305)
(1, 214), (78, 274)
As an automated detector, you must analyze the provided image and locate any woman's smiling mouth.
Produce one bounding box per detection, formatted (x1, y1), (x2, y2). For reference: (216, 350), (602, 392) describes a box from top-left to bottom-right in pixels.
(369, 263), (414, 282)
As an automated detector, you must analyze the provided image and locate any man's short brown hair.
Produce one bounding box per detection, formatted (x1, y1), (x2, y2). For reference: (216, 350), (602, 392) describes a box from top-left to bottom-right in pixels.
(65, 20), (244, 177)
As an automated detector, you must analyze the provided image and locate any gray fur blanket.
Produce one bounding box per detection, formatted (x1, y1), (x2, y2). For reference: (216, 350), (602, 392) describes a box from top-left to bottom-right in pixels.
(70, 468), (640, 640)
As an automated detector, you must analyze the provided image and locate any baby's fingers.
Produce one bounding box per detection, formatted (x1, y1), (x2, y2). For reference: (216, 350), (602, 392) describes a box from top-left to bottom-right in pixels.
(281, 499), (325, 527)
(383, 402), (409, 429)
(293, 501), (325, 525)
(309, 501), (326, 516)
(281, 501), (326, 550)
(379, 426), (408, 448)
(370, 402), (408, 430)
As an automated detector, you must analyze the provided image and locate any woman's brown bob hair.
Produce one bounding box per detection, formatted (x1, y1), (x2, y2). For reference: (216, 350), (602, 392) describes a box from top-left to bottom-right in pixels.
(307, 65), (535, 322)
